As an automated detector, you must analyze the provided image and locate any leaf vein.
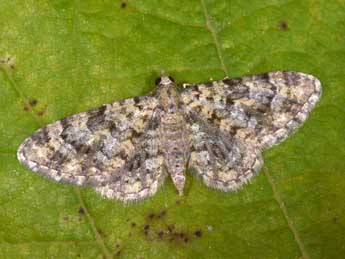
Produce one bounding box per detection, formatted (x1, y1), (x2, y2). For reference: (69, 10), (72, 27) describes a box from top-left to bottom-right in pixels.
(264, 168), (311, 259)
(200, 0), (229, 76)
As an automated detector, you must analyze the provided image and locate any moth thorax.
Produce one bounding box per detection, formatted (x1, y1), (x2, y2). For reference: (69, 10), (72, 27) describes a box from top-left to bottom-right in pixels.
(158, 84), (180, 112)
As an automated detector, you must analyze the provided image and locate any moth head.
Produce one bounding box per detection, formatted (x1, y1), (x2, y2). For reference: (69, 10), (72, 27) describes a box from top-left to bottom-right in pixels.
(155, 71), (175, 87)
(155, 73), (179, 110)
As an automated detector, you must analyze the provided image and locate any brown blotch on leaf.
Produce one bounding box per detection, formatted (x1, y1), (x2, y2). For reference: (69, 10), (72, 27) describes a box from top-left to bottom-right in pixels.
(23, 104), (30, 112)
(178, 232), (185, 239)
(194, 230), (203, 237)
(130, 222), (136, 227)
(147, 213), (155, 220)
(170, 231), (190, 244)
(0, 56), (11, 64)
(37, 111), (45, 117)
(78, 207), (85, 215)
(97, 228), (104, 236)
(143, 224), (150, 235)
(29, 99), (38, 107)
(158, 231), (164, 238)
(144, 224), (150, 230)
(167, 224), (175, 233)
(279, 20), (289, 30)
(115, 250), (122, 257)
(37, 105), (48, 117)
(158, 210), (166, 219)
(63, 216), (69, 221)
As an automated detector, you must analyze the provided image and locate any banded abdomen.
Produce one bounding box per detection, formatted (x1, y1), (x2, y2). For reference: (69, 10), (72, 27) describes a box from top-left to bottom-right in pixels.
(160, 112), (189, 195)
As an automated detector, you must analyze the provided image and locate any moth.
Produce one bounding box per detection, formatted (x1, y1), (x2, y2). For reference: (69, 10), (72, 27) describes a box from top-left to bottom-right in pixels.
(17, 71), (321, 202)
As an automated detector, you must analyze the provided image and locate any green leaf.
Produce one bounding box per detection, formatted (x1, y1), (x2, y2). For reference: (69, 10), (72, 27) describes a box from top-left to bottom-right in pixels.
(1, 0), (344, 258)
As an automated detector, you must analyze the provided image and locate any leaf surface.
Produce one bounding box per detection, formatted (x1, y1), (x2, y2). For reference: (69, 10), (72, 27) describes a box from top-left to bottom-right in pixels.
(1, 0), (344, 258)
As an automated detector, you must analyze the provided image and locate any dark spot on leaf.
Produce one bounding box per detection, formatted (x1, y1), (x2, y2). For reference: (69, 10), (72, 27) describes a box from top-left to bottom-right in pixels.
(333, 217), (337, 223)
(130, 222), (136, 227)
(184, 237), (189, 243)
(121, 2), (127, 8)
(178, 232), (185, 239)
(97, 229), (103, 236)
(143, 224), (150, 235)
(23, 104), (30, 112)
(115, 249), (122, 256)
(158, 231), (164, 238)
(78, 207), (85, 215)
(158, 210), (166, 219)
(63, 216), (69, 221)
(29, 99), (38, 107)
(279, 20), (289, 30)
(37, 110), (46, 117)
(36, 105), (48, 117)
(167, 224), (175, 232)
(147, 213), (155, 220)
(194, 230), (203, 237)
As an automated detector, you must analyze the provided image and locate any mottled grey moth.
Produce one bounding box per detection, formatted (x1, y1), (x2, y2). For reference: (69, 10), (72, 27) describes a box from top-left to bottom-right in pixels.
(17, 71), (321, 202)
